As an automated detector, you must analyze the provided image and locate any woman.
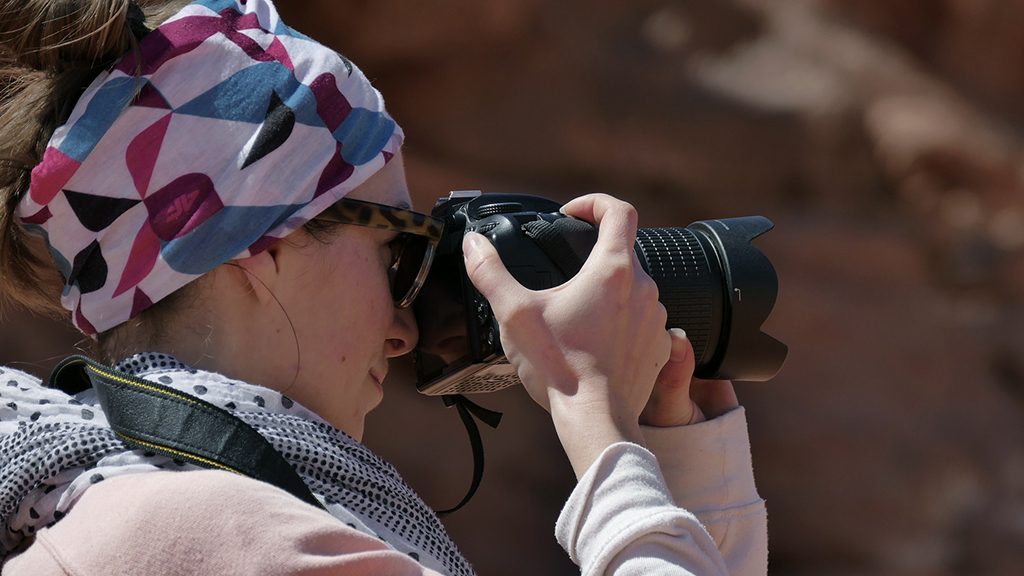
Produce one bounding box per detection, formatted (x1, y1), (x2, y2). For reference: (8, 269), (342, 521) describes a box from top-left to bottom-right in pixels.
(0, 0), (767, 574)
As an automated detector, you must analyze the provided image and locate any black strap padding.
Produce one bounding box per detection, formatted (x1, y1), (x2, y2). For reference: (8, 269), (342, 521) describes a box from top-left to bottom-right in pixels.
(522, 218), (588, 279)
(436, 394), (502, 517)
(50, 356), (324, 510)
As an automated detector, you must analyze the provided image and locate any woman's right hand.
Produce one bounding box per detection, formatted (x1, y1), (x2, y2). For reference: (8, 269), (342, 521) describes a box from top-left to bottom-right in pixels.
(462, 193), (672, 478)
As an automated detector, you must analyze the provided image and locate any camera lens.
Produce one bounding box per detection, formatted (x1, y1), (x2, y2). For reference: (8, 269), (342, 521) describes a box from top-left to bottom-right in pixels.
(634, 217), (787, 382)
(412, 191), (787, 395)
(634, 228), (723, 371)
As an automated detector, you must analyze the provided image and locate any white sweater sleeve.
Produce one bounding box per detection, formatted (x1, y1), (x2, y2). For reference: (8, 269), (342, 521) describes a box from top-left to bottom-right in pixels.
(555, 407), (767, 575)
(643, 407), (768, 575)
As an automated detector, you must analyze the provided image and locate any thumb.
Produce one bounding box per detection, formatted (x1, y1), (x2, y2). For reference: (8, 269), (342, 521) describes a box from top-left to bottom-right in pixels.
(463, 232), (526, 312)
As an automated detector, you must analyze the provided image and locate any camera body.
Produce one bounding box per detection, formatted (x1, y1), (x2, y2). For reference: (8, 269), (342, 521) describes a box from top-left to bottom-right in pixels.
(411, 191), (787, 396)
(412, 192), (571, 396)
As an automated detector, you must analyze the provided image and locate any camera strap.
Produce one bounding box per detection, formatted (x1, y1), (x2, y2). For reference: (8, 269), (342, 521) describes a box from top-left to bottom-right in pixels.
(436, 394), (502, 517)
(50, 356), (503, 518)
(49, 355), (326, 511)
(521, 218), (591, 278)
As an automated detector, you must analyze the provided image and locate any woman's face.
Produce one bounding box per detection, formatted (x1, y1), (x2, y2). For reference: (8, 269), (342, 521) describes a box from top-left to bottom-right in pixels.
(268, 152), (418, 440)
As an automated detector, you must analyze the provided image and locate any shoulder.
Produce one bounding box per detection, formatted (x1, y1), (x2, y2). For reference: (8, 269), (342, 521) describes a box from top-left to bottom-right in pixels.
(81, 467), (327, 521)
(0, 366), (79, 424)
(8, 470), (435, 575)
(66, 470), (348, 545)
(0, 366), (43, 388)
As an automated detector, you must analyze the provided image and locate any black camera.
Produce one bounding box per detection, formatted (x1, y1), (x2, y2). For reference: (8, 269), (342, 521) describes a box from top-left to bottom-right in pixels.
(412, 191), (787, 396)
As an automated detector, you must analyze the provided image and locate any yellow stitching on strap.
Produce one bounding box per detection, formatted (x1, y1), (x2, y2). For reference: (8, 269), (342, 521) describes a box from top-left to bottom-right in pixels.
(53, 359), (84, 383)
(90, 364), (244, 475)
(114, 431), (243, 476)
(88, 365), (200, 406)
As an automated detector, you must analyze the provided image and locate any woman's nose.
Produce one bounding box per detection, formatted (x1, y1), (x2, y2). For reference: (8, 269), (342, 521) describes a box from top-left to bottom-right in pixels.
(385, 304), (419, 357)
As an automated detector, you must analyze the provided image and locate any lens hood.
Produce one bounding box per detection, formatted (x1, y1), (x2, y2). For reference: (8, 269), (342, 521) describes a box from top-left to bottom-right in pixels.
(687, 217), (788, 381)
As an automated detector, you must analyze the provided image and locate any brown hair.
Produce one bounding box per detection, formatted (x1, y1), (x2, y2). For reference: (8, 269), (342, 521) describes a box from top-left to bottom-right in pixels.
(0, 0), (191, 318)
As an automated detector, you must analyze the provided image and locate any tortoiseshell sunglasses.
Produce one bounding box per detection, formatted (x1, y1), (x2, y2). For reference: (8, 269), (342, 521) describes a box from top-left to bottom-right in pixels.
(314, 197), (444, 308)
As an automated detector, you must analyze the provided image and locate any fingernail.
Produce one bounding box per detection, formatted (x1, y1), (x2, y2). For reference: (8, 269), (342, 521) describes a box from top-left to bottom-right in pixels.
(463, 232), (483, 257)
(669, 328), (688, 362)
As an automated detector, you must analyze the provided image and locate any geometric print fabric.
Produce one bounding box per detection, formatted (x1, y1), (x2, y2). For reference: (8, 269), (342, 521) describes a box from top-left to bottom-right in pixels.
(17, 0), (404, 336)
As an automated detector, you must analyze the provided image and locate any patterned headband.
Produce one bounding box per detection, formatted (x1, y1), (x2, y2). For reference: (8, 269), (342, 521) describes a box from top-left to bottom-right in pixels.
(16, 0), (404, 336)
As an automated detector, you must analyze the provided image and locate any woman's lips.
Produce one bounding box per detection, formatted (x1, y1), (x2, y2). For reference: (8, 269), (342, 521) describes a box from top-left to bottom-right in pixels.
(370, 369), (386, 389)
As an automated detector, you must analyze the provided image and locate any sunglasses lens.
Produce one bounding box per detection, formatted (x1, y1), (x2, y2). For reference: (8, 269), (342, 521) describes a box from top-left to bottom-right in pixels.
(390, 234), (430, 304)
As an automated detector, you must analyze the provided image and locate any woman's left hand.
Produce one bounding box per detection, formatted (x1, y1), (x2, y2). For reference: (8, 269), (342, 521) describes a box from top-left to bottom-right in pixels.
(640, 328), (739, 427)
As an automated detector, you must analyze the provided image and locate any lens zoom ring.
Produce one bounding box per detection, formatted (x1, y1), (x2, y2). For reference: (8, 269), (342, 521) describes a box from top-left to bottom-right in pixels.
(635, 228), (714, 361)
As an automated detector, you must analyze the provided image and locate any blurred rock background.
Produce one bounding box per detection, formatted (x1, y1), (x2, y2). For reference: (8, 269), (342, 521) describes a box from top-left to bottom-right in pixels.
(5, 0), (1024, 573)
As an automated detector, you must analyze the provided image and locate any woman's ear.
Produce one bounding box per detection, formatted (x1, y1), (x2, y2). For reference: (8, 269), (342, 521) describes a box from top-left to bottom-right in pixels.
(227, 246), (282, 307)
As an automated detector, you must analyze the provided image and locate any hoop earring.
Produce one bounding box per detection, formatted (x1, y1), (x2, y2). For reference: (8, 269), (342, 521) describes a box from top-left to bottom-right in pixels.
(226, 262), (301, 394)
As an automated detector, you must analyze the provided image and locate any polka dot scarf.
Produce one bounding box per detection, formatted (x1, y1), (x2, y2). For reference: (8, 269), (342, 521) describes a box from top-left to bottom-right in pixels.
(16, 0), (404, 337)
(0, 356), (474, 576)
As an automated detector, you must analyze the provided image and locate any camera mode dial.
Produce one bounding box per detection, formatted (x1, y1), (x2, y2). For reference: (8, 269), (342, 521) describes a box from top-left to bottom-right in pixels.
(476, 202), (524, 217)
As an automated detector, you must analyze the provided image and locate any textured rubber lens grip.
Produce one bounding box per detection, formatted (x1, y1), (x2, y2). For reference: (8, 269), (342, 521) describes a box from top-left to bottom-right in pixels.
(634, 227), (722, 367)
